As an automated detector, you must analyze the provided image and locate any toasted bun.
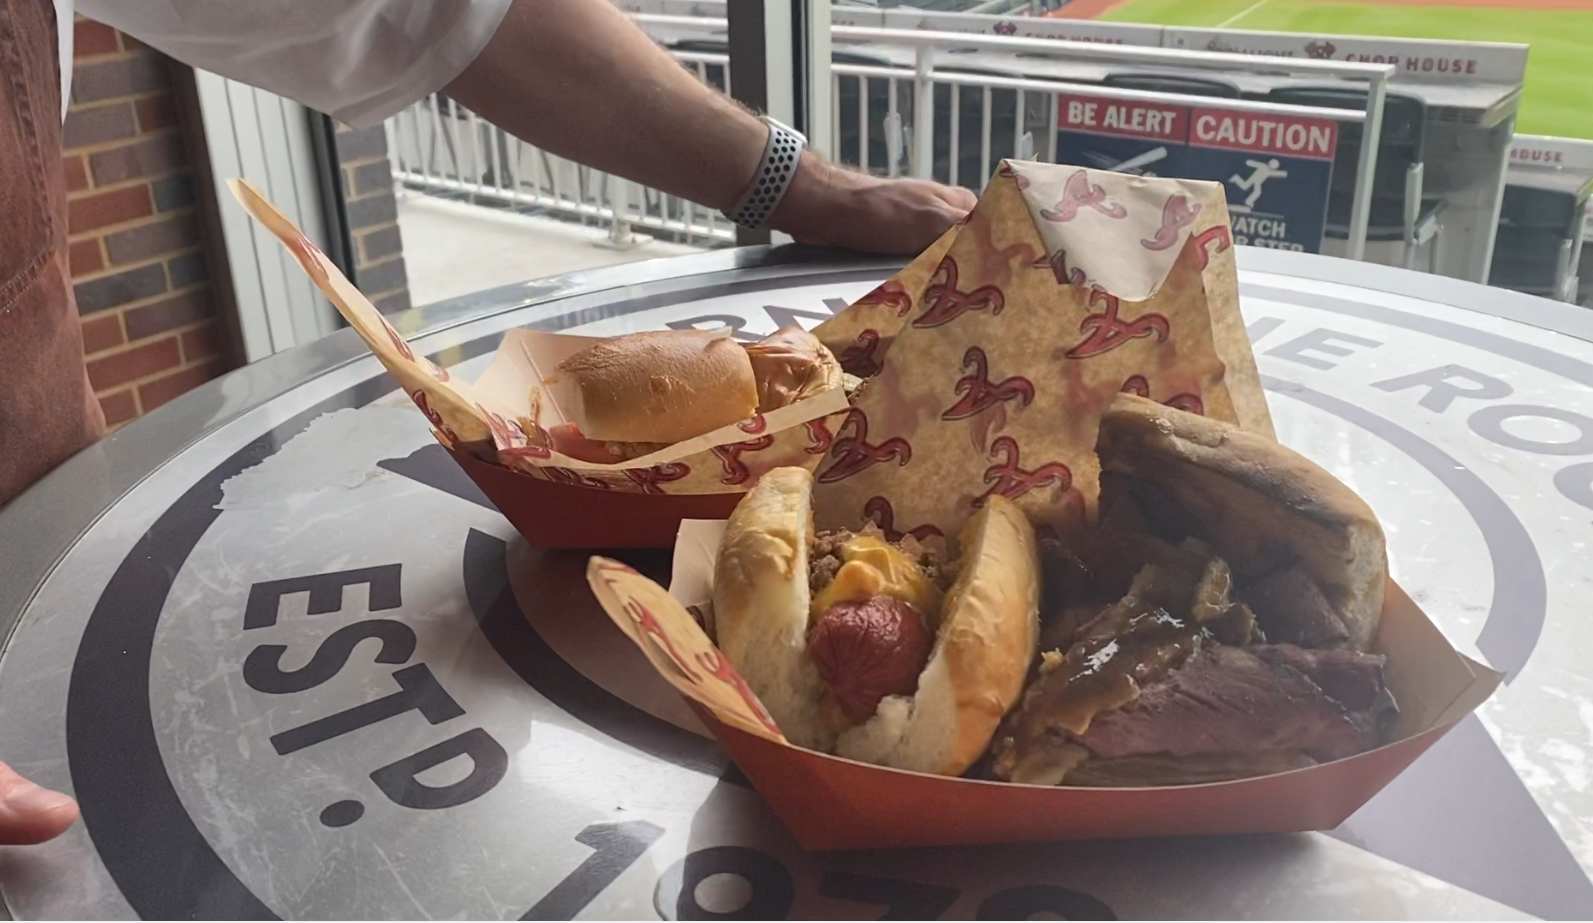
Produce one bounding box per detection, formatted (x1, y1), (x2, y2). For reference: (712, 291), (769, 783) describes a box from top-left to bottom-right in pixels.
(552, 330), (758, 443)
(714, 472), (1041, 769)
(744, 327), (844, 412)
(836, 496), (1040, 775)
(713, 467), (837, 751)
(1096, 394), (1386, 651)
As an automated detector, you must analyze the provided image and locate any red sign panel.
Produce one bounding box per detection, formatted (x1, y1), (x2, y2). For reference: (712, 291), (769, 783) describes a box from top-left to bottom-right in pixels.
(1189, 108), (1339, 161)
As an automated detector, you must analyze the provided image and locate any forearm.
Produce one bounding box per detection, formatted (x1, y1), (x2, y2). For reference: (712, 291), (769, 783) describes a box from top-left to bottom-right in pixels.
(445, 0), (763, 210)
(442, 0), (973, 254)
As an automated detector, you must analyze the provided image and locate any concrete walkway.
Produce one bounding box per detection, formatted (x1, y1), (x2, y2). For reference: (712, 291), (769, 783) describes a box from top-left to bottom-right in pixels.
(395, 190), (706, 307)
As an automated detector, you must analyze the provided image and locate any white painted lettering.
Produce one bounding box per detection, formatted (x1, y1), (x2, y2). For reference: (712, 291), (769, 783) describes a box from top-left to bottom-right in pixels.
(1233, 215), (1289, 238)
(1194, 113), (1333, 155)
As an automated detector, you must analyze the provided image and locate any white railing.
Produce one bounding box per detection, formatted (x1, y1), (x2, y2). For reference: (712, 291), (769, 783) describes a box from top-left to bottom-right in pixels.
(384, 52), (739, 248)
(388, 15), (1393, 257)
(828, 65), (1366, 181)
(639, 15), (1393, 260)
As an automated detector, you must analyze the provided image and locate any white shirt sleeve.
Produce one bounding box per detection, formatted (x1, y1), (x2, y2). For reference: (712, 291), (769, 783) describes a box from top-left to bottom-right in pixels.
(56, 0), (74, 119)
(73, 0), (514, 127)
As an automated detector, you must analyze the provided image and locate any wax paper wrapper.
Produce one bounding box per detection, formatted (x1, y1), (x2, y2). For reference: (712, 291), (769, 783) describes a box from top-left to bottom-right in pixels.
(586, 557), (785, 743)
(809, 160), (1272, 541)
(229, 179), (850, 496)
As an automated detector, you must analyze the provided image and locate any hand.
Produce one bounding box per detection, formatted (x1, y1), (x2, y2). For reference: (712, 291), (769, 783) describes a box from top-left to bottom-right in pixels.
(0, 762), (79, 845)
(772, 154), (978, 256)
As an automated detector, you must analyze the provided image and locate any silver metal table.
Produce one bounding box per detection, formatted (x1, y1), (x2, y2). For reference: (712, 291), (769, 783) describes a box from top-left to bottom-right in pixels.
(4, 247), (1593, 920)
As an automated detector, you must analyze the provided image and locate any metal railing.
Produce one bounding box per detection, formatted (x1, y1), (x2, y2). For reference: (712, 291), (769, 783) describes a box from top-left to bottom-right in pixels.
(388, 15), (1395, 259)
(638, 15), (1394, 260)
(829, 65), (1366, 181)
(384, 52), (739, 248)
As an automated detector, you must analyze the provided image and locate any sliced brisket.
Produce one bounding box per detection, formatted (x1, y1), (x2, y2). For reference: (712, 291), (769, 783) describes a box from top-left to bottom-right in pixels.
(1242, 565), (1349, 649)
(1078, 644), (1388, 763)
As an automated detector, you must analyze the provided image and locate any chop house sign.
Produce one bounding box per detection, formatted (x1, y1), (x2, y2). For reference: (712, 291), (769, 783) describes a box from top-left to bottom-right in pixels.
(1201, 37), (1484, 78)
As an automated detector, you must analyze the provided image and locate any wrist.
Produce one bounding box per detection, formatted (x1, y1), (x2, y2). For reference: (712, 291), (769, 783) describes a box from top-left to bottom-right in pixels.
(769, 153), (869, 243)
(712, 113), (776, 212)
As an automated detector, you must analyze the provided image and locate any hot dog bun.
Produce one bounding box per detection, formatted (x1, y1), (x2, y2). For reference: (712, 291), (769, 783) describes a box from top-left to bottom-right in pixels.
(713, 467), (835, 751)
(550, 329), (759, 443)
(1096, 394), (1386, 651)
(835, 494), (1040, 775)
(712, 467), (1041, 773)
(549, 328), (843, 446)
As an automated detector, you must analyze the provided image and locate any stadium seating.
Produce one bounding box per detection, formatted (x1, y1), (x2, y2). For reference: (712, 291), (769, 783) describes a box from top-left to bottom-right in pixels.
(1489, 182), (1587, 301)
(1266, 86), (1446, 271)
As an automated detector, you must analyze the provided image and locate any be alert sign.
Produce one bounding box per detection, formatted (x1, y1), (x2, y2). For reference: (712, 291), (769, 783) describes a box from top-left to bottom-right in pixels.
(1059, 95), (1187, 141)
(1055, 93), (1189, 178)
(1054, 97), (1340, 253)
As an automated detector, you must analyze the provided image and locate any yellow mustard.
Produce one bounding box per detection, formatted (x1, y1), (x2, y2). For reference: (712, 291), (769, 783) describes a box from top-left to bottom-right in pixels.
(810, 535), (941, 623)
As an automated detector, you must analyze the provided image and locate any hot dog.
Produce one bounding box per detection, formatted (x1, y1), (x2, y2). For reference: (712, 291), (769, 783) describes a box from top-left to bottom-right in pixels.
(712, 467), (1040, 775)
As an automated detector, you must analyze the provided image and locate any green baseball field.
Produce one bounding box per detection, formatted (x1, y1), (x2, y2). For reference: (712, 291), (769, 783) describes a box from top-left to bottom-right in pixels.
(1097, 0), (1593, 139)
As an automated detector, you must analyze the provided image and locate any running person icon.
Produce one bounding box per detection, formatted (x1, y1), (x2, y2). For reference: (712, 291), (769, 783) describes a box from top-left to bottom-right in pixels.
(1228, 158), (1288, 212)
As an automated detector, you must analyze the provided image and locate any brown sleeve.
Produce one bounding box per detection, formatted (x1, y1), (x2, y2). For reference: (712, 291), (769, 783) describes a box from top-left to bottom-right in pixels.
(0, 0), (105, 508)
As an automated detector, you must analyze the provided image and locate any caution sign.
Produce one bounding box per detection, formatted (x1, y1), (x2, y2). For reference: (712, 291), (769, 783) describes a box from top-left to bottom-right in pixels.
(1184, 107), (1339, 253)
(1055, 93), (1189, 178)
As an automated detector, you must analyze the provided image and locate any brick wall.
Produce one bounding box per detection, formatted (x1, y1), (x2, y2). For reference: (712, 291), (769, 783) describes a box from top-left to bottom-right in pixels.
(65, 19), (233, 430)
(337, 123), (411, 315)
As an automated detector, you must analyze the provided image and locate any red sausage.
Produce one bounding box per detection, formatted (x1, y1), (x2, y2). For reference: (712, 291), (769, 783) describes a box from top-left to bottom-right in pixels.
(808, 596), (933, 724)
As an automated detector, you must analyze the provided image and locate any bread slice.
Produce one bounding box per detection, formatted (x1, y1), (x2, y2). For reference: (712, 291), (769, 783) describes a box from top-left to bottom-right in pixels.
(1096, 394), (1386, 651)
(713, 467), (836, 751)
(836, 496), (1041, 775)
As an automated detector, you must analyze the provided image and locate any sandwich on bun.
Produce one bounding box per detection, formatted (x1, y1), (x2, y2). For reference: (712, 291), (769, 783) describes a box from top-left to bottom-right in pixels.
(1091, 393), (1386, 650)
(712, 467), (1041, 776)
(543, 327), (845, 463)
(991, 394), (1396, 787)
